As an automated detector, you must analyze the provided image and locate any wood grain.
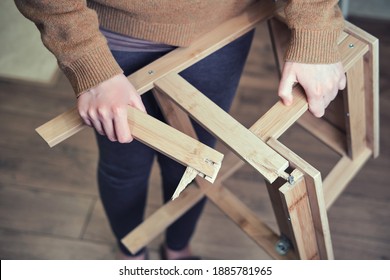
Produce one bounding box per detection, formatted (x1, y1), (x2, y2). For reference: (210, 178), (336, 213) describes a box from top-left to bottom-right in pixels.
(154, 73), (288, 183)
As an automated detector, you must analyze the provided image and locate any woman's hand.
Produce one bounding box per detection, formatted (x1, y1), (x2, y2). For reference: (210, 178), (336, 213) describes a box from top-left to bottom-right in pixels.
(77, 74), (146, 143)
(278, 62), (346, 118)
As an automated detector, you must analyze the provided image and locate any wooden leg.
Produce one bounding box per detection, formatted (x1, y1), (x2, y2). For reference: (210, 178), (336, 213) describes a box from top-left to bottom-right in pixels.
(265, 176), (297, 255)
(345, 22), (380, 158)
(279, 170), (319, 260)
(344, 57), (367, 159)
(267, 138), (334, 259)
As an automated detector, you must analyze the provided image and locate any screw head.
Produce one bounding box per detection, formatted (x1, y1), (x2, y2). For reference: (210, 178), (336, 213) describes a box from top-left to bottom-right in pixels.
(275, 239), (290, 255)
(148, 70), (155, 75)
(349, 43), (355, 48)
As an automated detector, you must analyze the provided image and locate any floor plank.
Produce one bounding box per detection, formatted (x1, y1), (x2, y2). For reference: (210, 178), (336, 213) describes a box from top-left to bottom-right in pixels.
(0, 228), (115, 260)
(0, 185), (94, 238)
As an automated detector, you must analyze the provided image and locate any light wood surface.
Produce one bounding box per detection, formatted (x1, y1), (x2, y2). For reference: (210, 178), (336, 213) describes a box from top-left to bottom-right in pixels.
(267, 138), (334, 260)
(154, 73), (288, 183)
(345, 21), (380, 158)
(279, 170), (319, 260)
(344, 57), (367, 159)
(126, 106), (223, 179)
(297, 112), (347, 156)
(37, 105), (223, 179)
(323, 148), (372, 209)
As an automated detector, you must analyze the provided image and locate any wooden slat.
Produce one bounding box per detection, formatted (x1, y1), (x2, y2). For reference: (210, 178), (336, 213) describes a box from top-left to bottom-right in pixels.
(323, 147), (372, 209)
(267, 18), (290, 75)
(344, 21), (380, 158)
(344, 57), (367, 159)
(265, 177), (296, 250)
(128, 0), (282, 95)
(202, 182), (296, 260)
(339, 36), (369, 71)
(126, 107), (222, 179)
(37, 106), (223, 179)
(297, 112), (347, 156)
(35, 107), (85, 148)
(267, 138), (334, 259)
(279, 169), (319, 260)
(121, 184), (205, 253)
(154, 73), (289, 183)
(252, 86), (308, 141)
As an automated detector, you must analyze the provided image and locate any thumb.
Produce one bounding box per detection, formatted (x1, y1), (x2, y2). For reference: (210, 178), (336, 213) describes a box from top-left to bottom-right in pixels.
(278, 66), (296, 106)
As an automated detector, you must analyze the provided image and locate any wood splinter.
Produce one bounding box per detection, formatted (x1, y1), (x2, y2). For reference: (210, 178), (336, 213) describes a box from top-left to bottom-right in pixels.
(171, 166), (198, 200)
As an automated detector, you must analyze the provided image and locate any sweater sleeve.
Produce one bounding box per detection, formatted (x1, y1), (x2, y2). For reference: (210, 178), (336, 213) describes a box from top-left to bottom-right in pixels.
(284, 0), (345, 64)
(14, 0), (123, 96)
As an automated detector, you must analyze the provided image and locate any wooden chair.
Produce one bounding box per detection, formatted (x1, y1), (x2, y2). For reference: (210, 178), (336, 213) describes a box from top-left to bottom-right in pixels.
(36, 0), (379, 260)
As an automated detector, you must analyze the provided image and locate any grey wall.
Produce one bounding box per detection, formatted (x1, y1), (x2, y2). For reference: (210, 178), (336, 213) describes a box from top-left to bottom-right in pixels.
(344, 0), (390, 20)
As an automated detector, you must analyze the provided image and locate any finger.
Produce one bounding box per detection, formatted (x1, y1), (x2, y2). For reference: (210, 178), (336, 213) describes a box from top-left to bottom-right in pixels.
(79, 111), (92, 127)
(101, 117), (117, 142)
(97, 107), (117, 141)
(78, 103), (92, 127)
(323, 94), (332, 109)
(339, 73), (347, 90)
(278, 74), (295, 106)
(303, 84), (325, 118)
(126, 82), (147, 113)
(308, 96), (325, 118)
(91, 119), (105, 136)
(88, 110), (105, 136)
(113, 107), (133, 143)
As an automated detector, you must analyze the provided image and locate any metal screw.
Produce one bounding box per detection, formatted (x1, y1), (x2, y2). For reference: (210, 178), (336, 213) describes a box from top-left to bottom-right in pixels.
(287, 175), (295, 185)
(349, 43), (355, 48)
(148, 70), (155, 75)
(346, 112), (350, 117)
(275, 238), (291, 256)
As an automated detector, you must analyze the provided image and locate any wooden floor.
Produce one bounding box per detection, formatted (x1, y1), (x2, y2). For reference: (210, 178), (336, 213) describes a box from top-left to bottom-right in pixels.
(0, 17), (389, 260)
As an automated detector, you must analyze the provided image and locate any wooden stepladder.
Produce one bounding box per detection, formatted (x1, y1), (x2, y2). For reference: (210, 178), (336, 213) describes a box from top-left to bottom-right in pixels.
(36, 0), (379, 260)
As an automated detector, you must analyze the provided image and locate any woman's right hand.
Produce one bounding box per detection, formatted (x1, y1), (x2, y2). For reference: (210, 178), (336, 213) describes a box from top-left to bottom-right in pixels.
(77, 73), (146, 143)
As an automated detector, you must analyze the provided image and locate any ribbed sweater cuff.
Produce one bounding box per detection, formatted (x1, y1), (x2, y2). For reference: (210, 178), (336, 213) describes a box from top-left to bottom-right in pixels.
(285, 29), (341, 64)
(61, 45), (123, 97)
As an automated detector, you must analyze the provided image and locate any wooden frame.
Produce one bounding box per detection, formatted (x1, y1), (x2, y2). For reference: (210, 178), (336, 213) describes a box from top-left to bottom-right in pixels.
(35, 1), (379, 259)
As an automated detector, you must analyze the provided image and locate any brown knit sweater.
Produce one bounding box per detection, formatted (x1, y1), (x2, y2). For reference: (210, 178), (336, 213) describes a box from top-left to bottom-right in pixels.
(14, 0), (344, 96)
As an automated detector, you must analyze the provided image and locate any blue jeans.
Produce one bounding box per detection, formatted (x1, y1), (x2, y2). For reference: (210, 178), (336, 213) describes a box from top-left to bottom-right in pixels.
(96, 30), (254, 256)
